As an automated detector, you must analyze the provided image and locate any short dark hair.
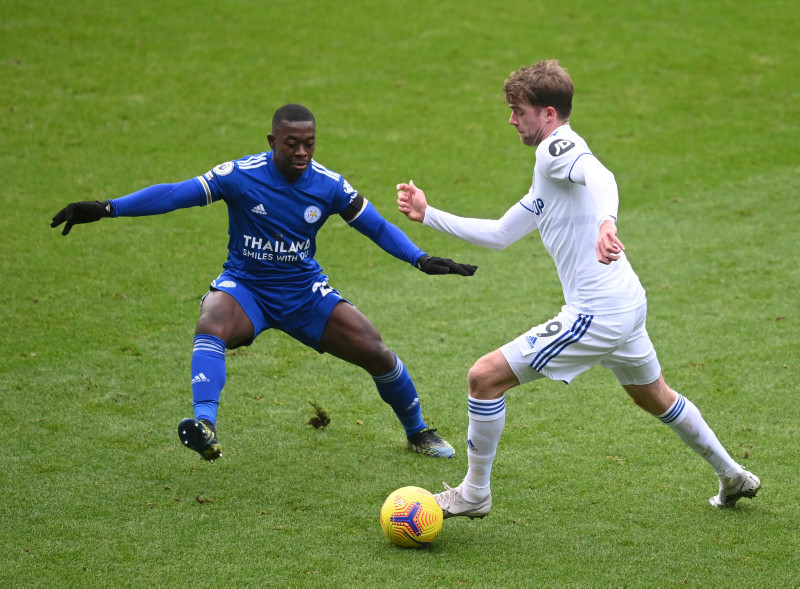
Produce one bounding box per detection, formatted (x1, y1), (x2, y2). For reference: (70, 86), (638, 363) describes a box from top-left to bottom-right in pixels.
(503, 59), (573, 120)
(272, 103), (315, 131)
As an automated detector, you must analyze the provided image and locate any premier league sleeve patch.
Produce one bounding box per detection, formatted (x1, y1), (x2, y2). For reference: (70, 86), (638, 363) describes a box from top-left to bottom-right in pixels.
(212, 161), (235, 176)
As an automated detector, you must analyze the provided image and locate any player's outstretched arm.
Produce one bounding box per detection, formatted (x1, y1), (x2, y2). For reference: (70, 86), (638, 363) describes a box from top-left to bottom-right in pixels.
(51, 179), (209, 236)
(51, 201), (113, 235)
(398, 179), (537, 250)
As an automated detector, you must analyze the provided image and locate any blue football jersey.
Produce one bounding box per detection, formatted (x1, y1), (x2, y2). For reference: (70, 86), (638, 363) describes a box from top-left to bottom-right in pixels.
(195, 152), (358, 288)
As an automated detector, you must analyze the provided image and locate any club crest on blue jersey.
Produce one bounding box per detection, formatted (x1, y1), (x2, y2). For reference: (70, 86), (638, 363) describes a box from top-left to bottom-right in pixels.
(304, 206), (322, 223)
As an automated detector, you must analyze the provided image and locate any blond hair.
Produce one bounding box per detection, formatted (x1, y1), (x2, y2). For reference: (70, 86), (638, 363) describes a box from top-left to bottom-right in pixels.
(503, 59), (574, 119)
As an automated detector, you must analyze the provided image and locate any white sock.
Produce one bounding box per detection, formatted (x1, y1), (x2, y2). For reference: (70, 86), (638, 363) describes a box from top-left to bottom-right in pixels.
(462, 396), (506, 502)
(657, 392), (739, 476)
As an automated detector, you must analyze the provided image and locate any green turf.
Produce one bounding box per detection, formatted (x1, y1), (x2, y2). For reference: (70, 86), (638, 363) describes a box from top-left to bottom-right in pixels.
(3, 0), (799, 585)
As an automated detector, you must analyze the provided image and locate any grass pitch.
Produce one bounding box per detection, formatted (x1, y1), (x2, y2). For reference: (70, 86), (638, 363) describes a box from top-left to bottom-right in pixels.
(2, 0), (799, 585)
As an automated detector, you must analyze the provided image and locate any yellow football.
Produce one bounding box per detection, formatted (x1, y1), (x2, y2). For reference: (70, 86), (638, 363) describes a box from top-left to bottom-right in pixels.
(380, 486), (443, 548)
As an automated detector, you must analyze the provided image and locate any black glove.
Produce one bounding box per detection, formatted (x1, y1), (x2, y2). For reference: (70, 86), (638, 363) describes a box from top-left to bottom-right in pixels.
(51, 200), (113, 235)
(416, 254), (478, 276)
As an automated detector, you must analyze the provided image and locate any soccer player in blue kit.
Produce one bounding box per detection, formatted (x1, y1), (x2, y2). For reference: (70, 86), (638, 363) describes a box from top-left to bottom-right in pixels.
(51, 103), (476, 462)
(397, 60), (760, 515)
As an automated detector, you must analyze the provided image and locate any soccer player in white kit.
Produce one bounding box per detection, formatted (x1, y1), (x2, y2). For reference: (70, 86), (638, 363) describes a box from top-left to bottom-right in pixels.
(396, 59), (760, 517)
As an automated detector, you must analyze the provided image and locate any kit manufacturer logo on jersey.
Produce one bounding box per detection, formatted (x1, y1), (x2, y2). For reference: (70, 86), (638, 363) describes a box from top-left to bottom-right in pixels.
(549, 139), (575, 157)
(212, 161), (234, 176)
(251, 204), (268, 215)
(304, 206), (322, 223)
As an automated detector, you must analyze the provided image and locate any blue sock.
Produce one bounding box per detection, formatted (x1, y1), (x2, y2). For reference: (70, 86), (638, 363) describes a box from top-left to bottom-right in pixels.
(191, 334), (227, 425)
(373, 355), (426, 436)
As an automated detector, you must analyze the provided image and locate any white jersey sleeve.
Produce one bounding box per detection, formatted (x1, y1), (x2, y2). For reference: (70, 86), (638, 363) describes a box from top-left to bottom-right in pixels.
(422, 200), (538, 250)
(569, 154), (619, 224)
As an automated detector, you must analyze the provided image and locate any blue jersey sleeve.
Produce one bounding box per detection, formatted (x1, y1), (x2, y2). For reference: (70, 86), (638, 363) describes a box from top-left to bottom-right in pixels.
(348, 201), (426, 266)
(110, 178), (209, 217)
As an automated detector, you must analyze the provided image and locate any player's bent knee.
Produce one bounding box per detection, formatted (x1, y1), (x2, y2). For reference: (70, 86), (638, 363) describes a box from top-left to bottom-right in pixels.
(467, 360), (496, 400)
(468, 350), (519, 399)
(347, 338), (395, 375)
(366, 342), (395, 373)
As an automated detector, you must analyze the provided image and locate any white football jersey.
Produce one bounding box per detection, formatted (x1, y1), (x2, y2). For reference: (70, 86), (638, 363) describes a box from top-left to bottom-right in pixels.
(524, 124), (645, 314)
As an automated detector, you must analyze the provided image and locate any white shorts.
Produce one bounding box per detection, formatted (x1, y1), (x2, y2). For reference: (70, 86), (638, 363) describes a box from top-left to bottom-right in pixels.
(500, 304), (660, 386)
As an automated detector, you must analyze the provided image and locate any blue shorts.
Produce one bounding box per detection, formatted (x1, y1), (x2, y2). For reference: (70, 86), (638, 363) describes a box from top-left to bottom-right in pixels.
(206, 271), (349, 351)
